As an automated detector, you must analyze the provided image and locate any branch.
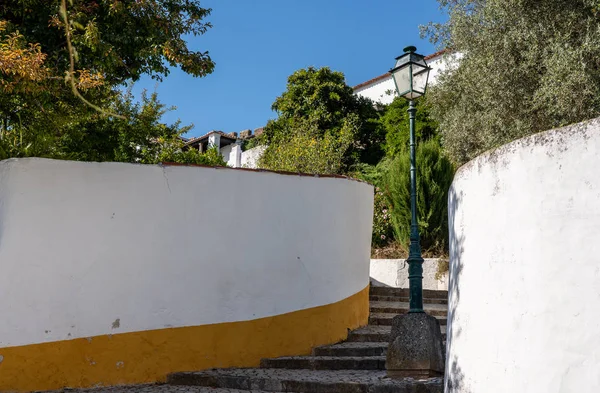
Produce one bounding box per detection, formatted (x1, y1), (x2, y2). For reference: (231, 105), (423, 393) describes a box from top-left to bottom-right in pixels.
(59, 0), (125, 119)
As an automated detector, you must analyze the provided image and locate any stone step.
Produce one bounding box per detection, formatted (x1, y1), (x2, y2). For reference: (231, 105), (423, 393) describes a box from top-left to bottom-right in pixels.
(346, 326), (391, 342)
(369, 287), (448, 300)
(347, 325), (447, 343)
(167, 368), (443, 393)
(260, 355), (386, 370)
(369, 313), (447, 326)
(369, 301), (448, 316)
(369, 295), (448, 304)
(40, 385), (278, 393)
(313, 342), (388, 357)
(369, 312), (447, 326)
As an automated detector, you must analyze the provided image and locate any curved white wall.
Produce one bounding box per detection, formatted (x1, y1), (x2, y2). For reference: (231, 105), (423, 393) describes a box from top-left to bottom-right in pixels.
(0, 158), (373, 391)
(447, 118), (600, 392)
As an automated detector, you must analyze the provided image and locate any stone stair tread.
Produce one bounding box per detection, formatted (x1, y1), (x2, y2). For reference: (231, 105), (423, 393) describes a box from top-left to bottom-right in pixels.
(168, 369), (443, 393)
(369, 301), (448, 311)
(312, 342), (388, 357)
(369, 295), (448, 304)
(260, 355), (386, 370)
(347, 325), (446, 343)
(353, 325), (447, 334)
(369, 313), (447, 326)
(318, 342), (389, 349)
(264, 355), (385, 360)
(353, 325), (393, 334)
(369, 287), (448, 299)
(42, 384), (280, 392)
(370, 312), (446, 320)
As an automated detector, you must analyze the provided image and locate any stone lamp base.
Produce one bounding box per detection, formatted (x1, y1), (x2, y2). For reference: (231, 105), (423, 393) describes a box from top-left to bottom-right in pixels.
(386, 313), (445, 379)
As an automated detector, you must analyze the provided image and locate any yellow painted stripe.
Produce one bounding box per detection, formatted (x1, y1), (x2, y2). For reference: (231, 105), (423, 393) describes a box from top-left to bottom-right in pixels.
(0, 285), (369, 392)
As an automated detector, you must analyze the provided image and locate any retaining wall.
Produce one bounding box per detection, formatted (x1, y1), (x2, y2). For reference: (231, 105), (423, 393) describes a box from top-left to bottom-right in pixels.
(0, 158), (373, 391)
(370, 259), (447, 290)
(447, 118), (600, 392)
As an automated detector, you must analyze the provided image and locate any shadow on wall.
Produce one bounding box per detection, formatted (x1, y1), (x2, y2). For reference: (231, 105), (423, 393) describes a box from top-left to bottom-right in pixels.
(445, 185), (468, 393)
(369, 277), (392, 287)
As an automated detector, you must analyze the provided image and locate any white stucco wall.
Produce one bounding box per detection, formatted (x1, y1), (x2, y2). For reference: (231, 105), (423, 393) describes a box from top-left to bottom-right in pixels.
(354, 76), (397, 105)
(370, 259), (447, 290)
(0, 158), (373, 349)
(241, 145), (267, 169)
(220, 143), (242, 167)
(354, 53), (461, 105)
(446, 118), (600, 392)
(220, 143), (233, 164)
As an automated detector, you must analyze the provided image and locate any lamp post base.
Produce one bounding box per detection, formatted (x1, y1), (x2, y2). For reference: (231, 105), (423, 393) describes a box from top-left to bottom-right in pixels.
(386, 313), (445, 379)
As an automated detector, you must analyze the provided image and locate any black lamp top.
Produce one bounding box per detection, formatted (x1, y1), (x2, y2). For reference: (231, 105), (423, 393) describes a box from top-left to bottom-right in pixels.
(403, 46), (417, 54)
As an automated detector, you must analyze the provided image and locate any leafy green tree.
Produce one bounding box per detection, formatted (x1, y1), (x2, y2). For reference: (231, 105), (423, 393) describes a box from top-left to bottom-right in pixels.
(0, 0), (215, 163)
(380, 97), (439, 157)
(57, 90), (225, 166)
(260, 67), (385, 172)
(383, 139), (454, 253)
(0, 88), (226, 166)
(259, 117), (356, 174)
(423, 0), (600, 164)
(1, 0), (214, 85)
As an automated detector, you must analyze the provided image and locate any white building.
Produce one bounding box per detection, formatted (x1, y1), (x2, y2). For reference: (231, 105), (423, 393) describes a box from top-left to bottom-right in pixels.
(183, 129), (266, 169)
(353, 49), (458, 104)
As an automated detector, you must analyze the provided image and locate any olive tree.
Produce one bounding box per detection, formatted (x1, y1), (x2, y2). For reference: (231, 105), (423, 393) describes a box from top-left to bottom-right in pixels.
(423, 0), (600, 164)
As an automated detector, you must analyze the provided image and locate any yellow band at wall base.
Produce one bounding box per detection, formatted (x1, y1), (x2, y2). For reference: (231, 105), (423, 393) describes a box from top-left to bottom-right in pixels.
(0, 286), (368, 392)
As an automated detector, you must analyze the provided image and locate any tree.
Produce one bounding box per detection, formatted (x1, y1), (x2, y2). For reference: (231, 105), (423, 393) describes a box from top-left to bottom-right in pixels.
(423, 0), (600, 164)
(260, 67), (385, 173)
(1, 0), (214, 85)
(380, 97), (439, 157)
(0, 87), (225, 166)
(383, 139), (455, 253)
(0, 0), (215, 162)
(259, 117), (356, 175)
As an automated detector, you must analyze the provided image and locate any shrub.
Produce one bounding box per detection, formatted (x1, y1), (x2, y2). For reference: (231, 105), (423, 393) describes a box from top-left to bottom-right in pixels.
(372, 187), (394, 247)
(383, 139), (454, 254)
(258, 117), (356, 175)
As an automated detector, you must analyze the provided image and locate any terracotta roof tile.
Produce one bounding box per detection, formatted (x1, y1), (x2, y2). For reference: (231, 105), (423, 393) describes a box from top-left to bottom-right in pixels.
(184, 130), (237, 146)
(352, 49), (449, 91)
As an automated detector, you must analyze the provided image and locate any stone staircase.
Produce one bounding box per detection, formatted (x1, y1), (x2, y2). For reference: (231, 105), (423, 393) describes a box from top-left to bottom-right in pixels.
(166, 285), (448, 393)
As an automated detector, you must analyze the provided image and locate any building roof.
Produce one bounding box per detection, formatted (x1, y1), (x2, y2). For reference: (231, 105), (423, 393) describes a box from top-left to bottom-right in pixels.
(352, 49), (449, 91)
(184, 130), (237, 146)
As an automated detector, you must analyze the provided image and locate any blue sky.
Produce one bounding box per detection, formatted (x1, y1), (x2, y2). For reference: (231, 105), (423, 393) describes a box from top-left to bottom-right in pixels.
(132, 1), (446, 138)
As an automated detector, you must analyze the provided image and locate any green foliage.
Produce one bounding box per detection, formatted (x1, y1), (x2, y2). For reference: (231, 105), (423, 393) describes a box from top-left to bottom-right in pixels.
(383, 139), (454, 253)
(259, 117), (356, 174)
(1, 0), (214, 84)
(241, 136), (261, 152)
(0, 89), (225, 167)
(0, 0), (215, 165)
(261, 66), (385, 172)
(423, 0), (600, 164)
(380, 97), (439, 156)
(156, 145), (226, 167)
(372, 186), (394, 247)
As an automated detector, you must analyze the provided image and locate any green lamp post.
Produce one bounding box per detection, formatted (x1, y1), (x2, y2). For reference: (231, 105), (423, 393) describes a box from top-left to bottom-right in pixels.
(390, 46), (432, 314)
(385, 46), (444, 379)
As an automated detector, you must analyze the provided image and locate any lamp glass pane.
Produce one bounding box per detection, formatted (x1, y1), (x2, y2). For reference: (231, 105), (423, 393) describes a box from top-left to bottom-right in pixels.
(391, 65), (411, 98)
(413, 64), (430, 95)
(394, 55), (410, 69)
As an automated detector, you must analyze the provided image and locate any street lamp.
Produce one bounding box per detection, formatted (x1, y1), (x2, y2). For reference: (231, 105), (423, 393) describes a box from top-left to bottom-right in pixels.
(386, 46), (444, 379)
(390, 46), (431, 314)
